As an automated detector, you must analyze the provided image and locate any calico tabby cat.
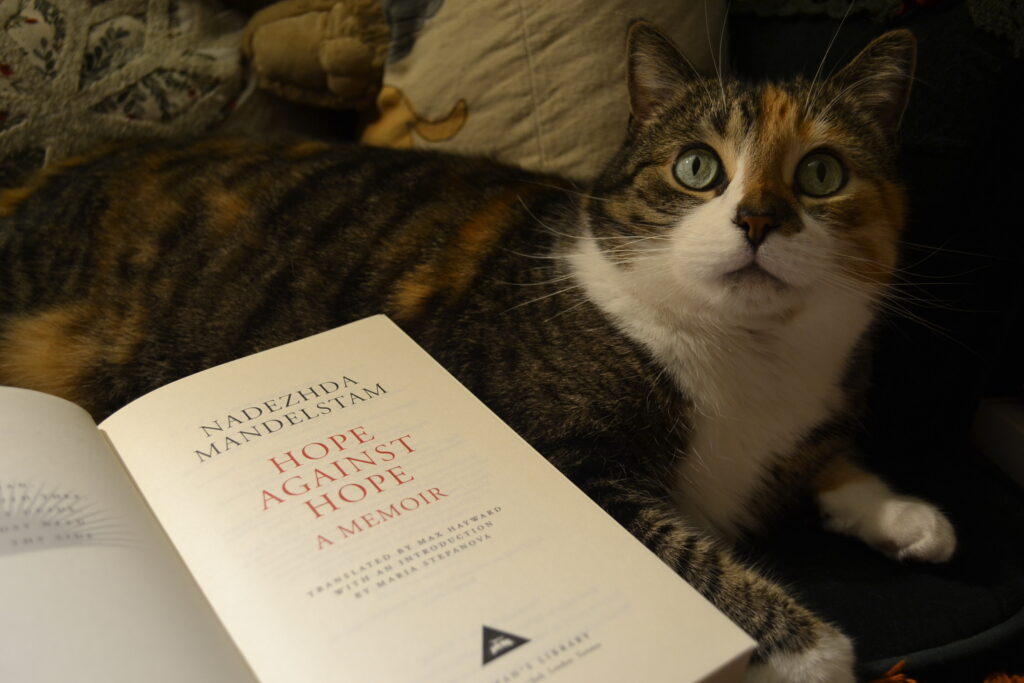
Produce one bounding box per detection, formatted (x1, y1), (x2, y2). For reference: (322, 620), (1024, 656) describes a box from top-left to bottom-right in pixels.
(0, 23), (956, 683)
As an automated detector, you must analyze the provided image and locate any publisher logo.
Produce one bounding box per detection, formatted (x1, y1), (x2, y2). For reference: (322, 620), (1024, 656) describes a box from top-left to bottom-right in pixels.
(482, 626), (529, 665)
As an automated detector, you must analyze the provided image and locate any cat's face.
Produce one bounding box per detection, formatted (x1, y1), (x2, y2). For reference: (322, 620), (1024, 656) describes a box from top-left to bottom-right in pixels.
(585, 25), (915, 322)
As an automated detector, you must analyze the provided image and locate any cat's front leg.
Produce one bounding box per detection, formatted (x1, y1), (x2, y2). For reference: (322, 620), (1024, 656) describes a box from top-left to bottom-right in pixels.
(574, 473), (856, 683)
(814, 455), (956, 562)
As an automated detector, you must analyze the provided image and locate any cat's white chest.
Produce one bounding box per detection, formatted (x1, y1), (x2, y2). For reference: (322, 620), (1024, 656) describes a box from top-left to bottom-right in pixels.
(673, 333), (839, 536)
(669, 299), (869, 537)
(567, 236), (876, 537)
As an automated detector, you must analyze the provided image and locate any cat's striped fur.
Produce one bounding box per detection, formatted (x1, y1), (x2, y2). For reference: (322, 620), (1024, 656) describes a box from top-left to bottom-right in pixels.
(0, 24), (955, 682)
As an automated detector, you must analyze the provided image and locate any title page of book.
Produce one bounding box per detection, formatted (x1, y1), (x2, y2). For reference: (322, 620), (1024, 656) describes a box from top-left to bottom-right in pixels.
(100, 316), (753, 682)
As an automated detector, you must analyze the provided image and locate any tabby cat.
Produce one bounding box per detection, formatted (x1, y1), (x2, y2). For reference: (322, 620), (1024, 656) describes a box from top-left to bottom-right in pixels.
(0, 23), (956, 683)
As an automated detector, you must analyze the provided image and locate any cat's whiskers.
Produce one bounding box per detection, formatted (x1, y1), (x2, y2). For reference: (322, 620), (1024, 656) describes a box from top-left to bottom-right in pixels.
(822, 274), (935, 334)
(668, 2), (729, 110)
(815, 71), (917, 124)
(492, 269), (577, 288)
(703, 0), (727, 109)
(516, 196), (599, 242)
(831, 249), (989, 313)
(520, 179), (600, 202)
(542, 295), (593, 324)
(627, 220), (680, 234)
(520, 199), (665, 246)
(503, 282), (586, 313)
(498, 246), (570, 262)
(883, 278), (995, 315)
(831, 250), (991, 296)
(875, 300), (974, 350)
(803, 0), (856, 119)
(897, 239), (1004, 261)
(717, 1), (730, 92)
(580, 233), (667, 243)
(601, 237), (676, 260)
(605, 232), (674, 244)
(893, 243), (999, 285)
(662, 48), (718, 107)
(814, 266), (974, 350)
(494, 275), (576, 288)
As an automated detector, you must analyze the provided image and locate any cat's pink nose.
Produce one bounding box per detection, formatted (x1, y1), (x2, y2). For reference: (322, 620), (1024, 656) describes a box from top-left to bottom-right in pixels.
(735, 214), (777, 248)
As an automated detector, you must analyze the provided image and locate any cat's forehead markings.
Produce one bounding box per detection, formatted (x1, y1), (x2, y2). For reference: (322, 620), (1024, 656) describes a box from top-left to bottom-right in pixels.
(759, 85), (794, 121)
(733, 85), (819, 186)
(700, 104), (753, 175)
(756, 85), (810, 145)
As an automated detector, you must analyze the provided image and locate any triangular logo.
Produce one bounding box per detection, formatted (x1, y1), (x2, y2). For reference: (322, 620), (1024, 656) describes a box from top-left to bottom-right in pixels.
(482, 625), (529, 665)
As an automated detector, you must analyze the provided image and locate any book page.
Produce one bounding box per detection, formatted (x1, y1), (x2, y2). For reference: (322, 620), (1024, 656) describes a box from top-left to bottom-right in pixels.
(100, 316), (753, 682)
(0, 387), (255, 682)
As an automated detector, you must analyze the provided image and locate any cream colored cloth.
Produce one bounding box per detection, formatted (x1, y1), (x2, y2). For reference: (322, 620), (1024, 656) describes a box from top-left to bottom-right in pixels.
(361, 0), (729, 181)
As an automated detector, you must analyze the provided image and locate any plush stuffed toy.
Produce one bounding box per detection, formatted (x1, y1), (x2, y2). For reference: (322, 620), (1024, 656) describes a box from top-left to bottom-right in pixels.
(241, 0), (390, 111)
(242, 0), (729, 181)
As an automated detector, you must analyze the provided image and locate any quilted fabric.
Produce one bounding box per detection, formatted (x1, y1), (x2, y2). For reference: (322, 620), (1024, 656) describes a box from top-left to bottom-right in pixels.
(0, 0), (247, 186)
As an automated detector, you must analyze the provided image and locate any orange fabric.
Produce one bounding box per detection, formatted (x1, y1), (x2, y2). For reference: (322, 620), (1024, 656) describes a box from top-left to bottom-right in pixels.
(865, 661), (1024, 683)
(869, 661), (916, 683)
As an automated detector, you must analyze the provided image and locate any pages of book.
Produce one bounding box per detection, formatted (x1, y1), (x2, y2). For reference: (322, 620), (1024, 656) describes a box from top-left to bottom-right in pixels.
(0, 387), (255, 682)
(100, 315), (754, 682)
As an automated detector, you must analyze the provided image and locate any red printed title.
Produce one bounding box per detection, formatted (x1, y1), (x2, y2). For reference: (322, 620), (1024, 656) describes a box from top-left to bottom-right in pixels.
(259, 426), (448, 549)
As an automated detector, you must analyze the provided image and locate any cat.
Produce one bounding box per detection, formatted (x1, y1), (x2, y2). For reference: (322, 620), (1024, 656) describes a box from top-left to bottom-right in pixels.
(0, 22), (957, 683)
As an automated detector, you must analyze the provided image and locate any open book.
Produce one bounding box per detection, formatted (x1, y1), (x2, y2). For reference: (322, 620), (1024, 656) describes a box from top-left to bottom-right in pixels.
(1, 315), (753, 682)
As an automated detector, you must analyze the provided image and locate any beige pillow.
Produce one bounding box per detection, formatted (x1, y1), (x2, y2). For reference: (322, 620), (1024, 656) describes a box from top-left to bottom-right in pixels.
(361, 0), (729, 181)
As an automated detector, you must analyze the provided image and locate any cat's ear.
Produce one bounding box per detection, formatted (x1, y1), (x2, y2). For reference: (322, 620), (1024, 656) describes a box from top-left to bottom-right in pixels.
(830, 30), (917, 135)
(626, 21), (696, 124)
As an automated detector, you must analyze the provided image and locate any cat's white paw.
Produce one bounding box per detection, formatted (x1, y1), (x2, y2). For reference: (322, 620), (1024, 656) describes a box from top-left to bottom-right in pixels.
(819, 480), (956, 563)
(855, 496), (956, 562)
(744, 626), (855, 683)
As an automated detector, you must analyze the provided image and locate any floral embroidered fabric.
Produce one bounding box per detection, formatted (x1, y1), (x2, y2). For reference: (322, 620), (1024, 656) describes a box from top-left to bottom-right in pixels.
(0, 0), (247, 186)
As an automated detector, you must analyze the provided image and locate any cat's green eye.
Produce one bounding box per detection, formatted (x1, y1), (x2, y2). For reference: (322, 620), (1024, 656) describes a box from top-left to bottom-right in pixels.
(795, 152), (845, 197)
(673, 147), (721, 191)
